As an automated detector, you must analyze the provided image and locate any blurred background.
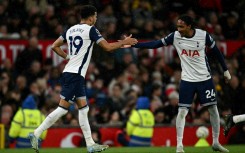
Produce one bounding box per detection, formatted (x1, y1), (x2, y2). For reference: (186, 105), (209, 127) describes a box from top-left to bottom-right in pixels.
(0, 0), (245, 149)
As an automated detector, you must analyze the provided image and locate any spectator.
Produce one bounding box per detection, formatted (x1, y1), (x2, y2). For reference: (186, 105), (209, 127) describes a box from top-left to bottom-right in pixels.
(0, 71), (14, 102)
(193, 107), (210, 125)
(101, 22), (118, 39)
(96, 4), (117, 31)
(109, 111), (123, 126)
(126, 97), (154, 146)
(108, 83), (125, 113)
(0, 24), (8, 38)
(132, 0), (153, 29)
(0, 104), (13, 129)
(24, 60), (43, 85)
(48, 67), (61, 89)
(150, 82), (163, 113)
(25, 0), (48, 15)
(15, 37), (43, 74)
(0, 58), (13, 75)
(212, 24), (225, 41)
(8, 95), (47, 148)
(222, 12), (240, 40)
(15, 75), (29, 101)
(163, 90), (179, 124)
(154, 108), (167, 124)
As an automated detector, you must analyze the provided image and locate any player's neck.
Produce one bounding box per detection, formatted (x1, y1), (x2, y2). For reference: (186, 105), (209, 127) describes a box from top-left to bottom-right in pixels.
(80, 20), (92, 26)
(186, 29), (195, 38)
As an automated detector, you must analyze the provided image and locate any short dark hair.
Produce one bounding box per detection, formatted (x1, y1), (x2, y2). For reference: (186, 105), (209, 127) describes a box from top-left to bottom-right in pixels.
(80, 5), (97, 19)
(178, 15), (195, 29)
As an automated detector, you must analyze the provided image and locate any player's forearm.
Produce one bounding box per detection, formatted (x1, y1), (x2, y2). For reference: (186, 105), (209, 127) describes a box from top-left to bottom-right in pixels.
(51, 46), (68, 59)
(212, 45), (228, 71)
(133, 40), (164, 49)
(105, 41), (124, 52)
(51, 37), (68, 59)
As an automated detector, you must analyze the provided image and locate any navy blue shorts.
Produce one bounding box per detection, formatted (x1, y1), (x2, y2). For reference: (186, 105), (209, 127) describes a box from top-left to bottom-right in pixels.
(179, 78), (217, 107)
(59, 72), (86, 103)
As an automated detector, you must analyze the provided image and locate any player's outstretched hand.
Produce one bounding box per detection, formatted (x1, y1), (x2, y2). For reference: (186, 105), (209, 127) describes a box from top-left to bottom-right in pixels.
(224, 70), (231, 83)
(119, 34), (138, 48)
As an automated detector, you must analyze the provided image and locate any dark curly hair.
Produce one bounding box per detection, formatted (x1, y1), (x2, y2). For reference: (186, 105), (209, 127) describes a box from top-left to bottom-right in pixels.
(80, 5), (97, 19)
(178, 15), (195, 29)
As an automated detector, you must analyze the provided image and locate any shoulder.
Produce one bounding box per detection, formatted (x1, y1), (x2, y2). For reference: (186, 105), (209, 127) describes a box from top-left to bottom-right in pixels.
(163, 31), (176, 44)
(173, 31), (181, 38)
(82, 24), (93, 29)
(195, 29), (207, 36)
(131, 109), (139, 116)
(14, 109), (24, 117)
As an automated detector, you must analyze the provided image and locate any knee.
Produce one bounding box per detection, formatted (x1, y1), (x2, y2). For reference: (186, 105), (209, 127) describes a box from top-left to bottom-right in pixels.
(208, 105), (218, 116)
(178, 107), (189, 118)
(79, 106), (89, 116)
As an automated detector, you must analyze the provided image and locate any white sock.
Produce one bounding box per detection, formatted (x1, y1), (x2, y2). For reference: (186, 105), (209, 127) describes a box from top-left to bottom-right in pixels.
(208, 105), (220, 145)
(176, 107), (188, 147)
(233, 114), (245, 124)
(79, 106), (95, 146)
(34, 107), (68, 138)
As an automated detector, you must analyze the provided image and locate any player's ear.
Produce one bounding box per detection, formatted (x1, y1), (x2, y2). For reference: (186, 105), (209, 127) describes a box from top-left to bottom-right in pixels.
(88, 16), (93, 24)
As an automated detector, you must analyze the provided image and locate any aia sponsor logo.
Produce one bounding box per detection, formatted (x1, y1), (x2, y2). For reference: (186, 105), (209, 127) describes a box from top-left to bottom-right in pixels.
(181, 49), (200, 57)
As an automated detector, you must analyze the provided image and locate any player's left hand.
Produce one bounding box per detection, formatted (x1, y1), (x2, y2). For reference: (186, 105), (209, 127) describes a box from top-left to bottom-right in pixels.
(224, 70), (231, 83)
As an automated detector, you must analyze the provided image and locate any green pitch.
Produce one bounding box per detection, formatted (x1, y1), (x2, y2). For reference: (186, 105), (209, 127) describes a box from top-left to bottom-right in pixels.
(1, 145), (245, 153)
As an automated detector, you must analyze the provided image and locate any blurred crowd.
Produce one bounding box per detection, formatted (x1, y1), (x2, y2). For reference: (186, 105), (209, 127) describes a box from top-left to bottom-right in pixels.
(0, 0), (245, 40)
(1, 0), (245, 145)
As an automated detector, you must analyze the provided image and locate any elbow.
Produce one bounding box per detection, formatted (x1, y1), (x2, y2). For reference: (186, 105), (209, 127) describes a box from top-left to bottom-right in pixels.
(51, 45), (55, 51)
(51, 44), (57, 51)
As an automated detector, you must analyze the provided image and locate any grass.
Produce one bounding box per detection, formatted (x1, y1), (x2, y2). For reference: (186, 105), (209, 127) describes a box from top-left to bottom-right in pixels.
(1, 145), (245, 153)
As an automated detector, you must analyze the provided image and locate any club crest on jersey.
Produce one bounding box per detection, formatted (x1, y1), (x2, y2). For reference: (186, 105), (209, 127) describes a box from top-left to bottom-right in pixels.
(181, 49), (200, 57)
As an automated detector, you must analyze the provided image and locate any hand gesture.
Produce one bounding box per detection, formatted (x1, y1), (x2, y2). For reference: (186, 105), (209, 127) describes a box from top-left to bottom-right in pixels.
(119, 34), (138, 48)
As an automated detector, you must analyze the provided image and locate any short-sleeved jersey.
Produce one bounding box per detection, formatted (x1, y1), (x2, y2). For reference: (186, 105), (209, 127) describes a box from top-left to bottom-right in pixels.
(60, 24), (104, 77)
(161, 29), (215, 82)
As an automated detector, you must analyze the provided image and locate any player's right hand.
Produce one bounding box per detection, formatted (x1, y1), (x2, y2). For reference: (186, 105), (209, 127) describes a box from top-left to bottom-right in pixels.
(122, 34), (138, 46)
(224, 70), (231, 83)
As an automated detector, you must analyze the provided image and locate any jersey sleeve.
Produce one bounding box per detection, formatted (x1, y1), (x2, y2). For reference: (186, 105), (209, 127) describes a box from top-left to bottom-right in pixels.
(133, 40), (164, 49)
(206, 33), (228, 71)
(60, 30), (67, 42)
(89, 26), (104, 44)
(205, 33), (215, 48)
(162, 32), (174, 45)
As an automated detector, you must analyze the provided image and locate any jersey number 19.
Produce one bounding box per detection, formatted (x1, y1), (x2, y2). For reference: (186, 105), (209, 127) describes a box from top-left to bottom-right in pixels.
(69, 36), (83, 55)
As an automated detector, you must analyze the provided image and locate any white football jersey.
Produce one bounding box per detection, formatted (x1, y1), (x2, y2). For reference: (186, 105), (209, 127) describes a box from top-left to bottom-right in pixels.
(162, 29), (215, 82)
(60, 24), (104, 77)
